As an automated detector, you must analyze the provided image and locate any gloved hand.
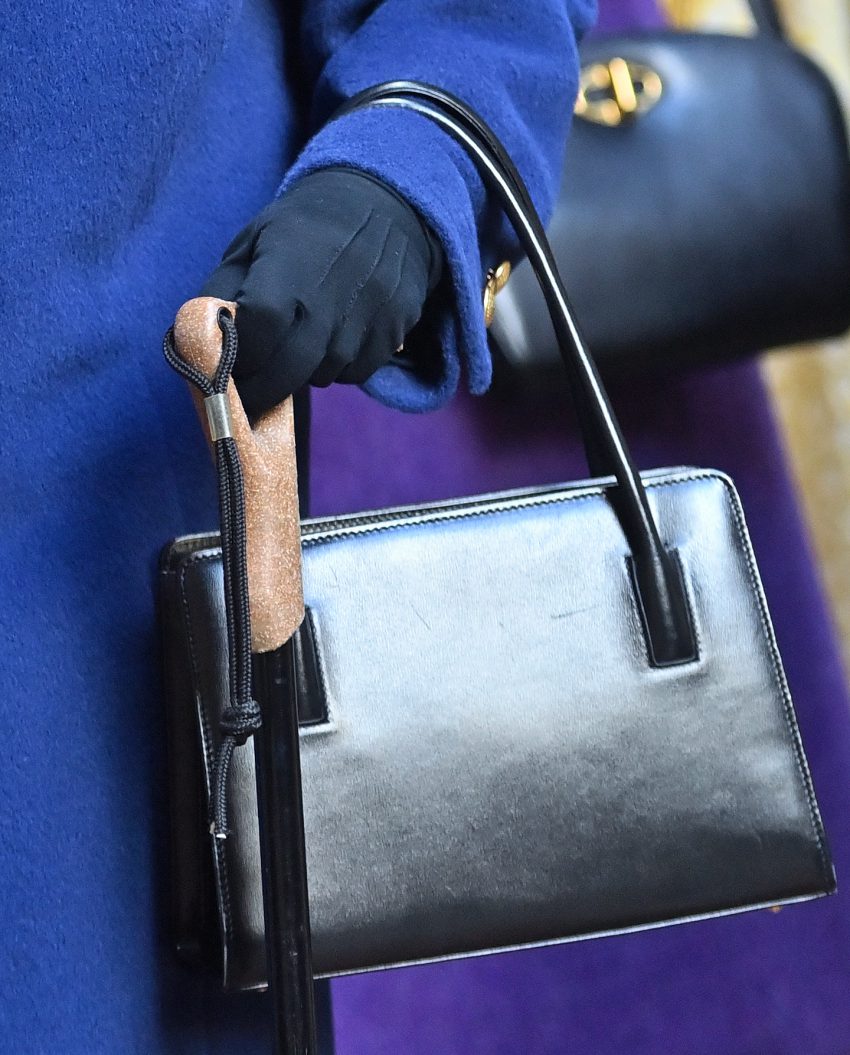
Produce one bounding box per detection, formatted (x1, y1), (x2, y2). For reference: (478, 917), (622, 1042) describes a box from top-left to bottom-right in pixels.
(202, 166), (444, 419)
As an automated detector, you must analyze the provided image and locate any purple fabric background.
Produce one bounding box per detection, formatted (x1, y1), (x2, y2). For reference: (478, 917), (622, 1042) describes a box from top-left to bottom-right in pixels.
(311, 3), (850, 1050)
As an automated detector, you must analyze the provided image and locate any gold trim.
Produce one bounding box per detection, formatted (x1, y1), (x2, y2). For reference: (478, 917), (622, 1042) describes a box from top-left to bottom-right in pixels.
(484, 260), (512, 327)
(575, 58), (663, 126)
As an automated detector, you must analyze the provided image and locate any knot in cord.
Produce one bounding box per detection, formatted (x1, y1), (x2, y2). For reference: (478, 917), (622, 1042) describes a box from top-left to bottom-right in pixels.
(220, 699), (262, 744)
(164, 309), (259, 840)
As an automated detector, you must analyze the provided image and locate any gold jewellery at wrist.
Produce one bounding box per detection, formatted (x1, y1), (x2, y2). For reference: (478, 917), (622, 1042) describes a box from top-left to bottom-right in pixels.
(395, 258), (511, 356)
(483, 260), (511, 327)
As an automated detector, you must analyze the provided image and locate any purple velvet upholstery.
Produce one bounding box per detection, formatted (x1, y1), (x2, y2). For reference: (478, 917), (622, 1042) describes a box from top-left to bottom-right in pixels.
(311, 3), (850, 1051)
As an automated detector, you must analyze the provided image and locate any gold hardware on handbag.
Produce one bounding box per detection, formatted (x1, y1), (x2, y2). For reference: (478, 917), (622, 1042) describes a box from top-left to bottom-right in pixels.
(574, 57), (662, 126)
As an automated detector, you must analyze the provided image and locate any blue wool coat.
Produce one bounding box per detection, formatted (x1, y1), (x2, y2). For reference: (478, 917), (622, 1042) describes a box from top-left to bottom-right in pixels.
(0, 1), (594, 1052)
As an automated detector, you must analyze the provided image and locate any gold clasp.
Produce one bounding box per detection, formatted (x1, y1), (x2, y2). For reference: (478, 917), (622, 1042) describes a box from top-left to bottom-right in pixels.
(483, 261), (511, 328)
(574, 57), (662, 127)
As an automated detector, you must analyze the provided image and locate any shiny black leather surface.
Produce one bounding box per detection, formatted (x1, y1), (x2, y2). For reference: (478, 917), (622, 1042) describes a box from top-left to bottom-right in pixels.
(340, 80), (699, 665)
(490, 33), (850, 378)
(162, 468), (834, 991)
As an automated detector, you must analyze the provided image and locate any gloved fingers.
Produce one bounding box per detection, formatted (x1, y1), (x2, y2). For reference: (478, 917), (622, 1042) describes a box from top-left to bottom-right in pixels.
(312, 225), (414, 388)
(196, 168), (445, 416)
(335, 233), (431, 385)
(227, 223), (321, 385)
(337, 285), (425, 385)
(234, 291), (328, 403)
(229, 260), (329, 415)
(234, 306), (329, 418)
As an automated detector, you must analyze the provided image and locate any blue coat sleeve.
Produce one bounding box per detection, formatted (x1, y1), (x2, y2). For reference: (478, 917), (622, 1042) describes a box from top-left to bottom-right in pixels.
(281, 0), (597, 412)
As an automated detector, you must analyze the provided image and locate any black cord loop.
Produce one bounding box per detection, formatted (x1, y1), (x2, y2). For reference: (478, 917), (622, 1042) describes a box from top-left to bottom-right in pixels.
(164, 308), (260, 839)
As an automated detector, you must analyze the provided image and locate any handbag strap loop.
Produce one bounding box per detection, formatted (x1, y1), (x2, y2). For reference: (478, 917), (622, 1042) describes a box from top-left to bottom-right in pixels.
(335, 81), (696, 665)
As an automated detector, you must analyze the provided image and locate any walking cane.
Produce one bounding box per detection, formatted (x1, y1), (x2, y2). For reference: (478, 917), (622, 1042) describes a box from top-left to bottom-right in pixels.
(167, 298), (318, 1054)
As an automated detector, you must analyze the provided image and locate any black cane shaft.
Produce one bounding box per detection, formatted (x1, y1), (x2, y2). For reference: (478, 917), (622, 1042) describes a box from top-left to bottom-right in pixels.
(253, 640), (318, 1055)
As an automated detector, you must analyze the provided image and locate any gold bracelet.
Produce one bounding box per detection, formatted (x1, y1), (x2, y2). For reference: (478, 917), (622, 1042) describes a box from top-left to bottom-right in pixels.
(483, 261), (511, 328)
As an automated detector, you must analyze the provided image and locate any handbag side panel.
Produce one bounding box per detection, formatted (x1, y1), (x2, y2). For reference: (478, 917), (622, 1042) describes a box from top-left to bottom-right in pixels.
(159, 535), (222, 973)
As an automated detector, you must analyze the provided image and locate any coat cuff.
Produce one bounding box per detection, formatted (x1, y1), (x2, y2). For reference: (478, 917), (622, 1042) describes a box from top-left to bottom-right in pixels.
(278, 106), (492, 413)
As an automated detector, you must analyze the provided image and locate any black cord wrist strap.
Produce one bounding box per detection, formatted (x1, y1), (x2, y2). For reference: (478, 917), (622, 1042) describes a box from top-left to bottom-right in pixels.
(164, 308), (259, 839)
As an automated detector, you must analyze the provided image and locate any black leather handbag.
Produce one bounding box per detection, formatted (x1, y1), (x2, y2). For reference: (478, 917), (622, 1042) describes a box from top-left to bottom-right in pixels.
(160, 83), (835, 997)
(489, 5), (850, 380)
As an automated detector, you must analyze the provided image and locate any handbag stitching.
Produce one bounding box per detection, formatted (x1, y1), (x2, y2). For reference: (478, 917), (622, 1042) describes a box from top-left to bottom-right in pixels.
(298, 470), (719, 547)
(172, 468), (832, 976)
(301, 488), (605, 545)
(719, 482), (832, 885)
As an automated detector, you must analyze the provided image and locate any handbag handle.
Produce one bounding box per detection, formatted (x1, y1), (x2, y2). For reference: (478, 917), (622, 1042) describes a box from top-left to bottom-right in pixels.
(747, 0), (784, 36)
(335, 81), (696, 665)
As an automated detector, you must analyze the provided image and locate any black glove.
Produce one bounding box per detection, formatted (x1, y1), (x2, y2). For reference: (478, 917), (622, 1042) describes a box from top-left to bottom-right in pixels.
(202, 166), (444, 418)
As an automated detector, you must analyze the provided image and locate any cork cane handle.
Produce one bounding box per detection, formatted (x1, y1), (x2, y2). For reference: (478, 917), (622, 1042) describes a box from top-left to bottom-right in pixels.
(172, 296), (305, 653)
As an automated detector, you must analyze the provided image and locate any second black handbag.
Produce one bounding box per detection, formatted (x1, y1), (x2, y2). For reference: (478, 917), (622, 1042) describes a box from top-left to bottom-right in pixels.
(489, 7), (850, 379)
